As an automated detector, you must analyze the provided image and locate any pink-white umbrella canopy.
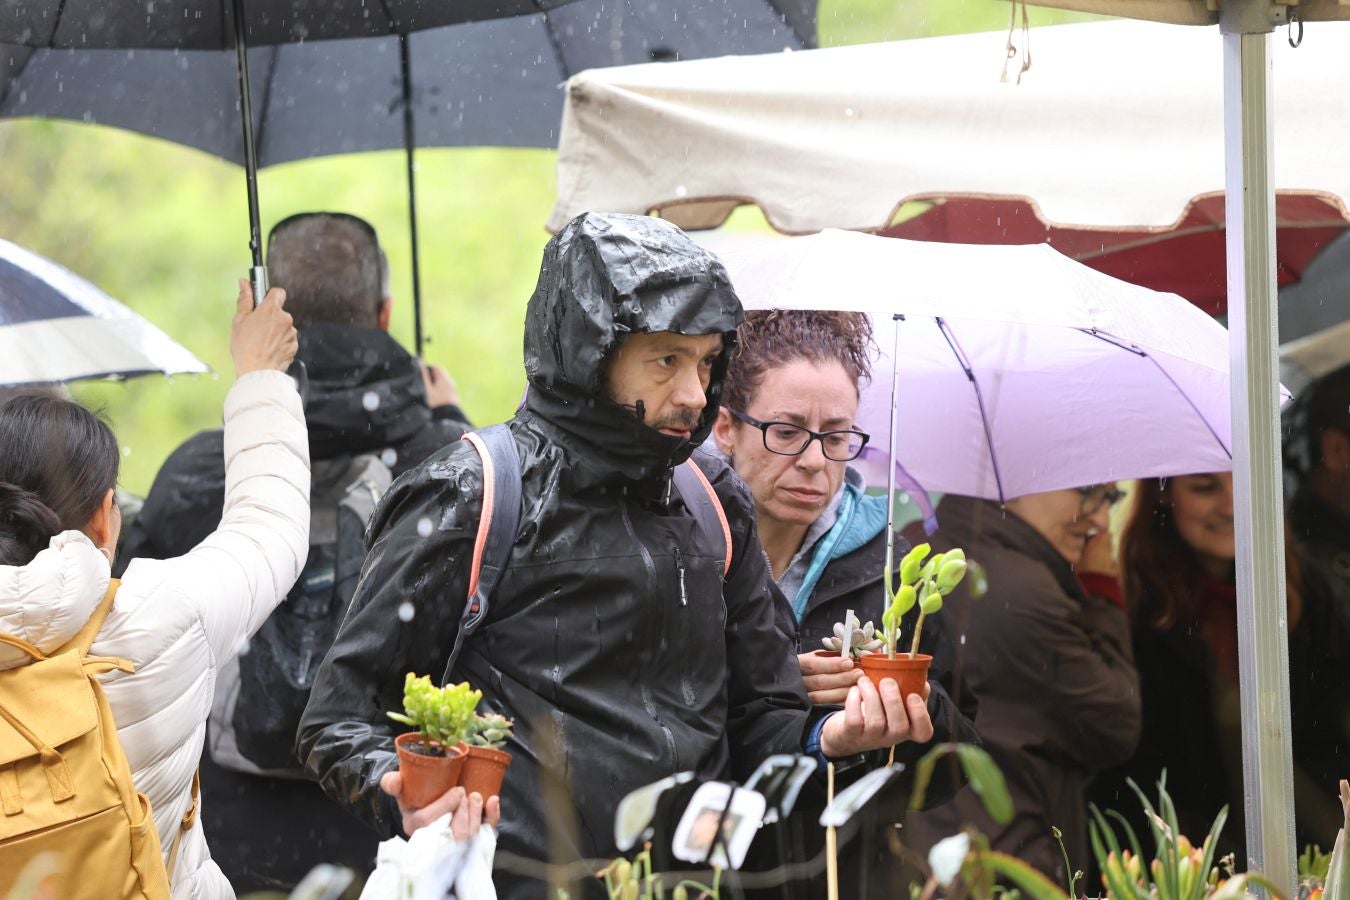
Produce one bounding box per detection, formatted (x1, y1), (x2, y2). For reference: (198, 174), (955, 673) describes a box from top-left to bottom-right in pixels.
(720, 229), (1288, 501)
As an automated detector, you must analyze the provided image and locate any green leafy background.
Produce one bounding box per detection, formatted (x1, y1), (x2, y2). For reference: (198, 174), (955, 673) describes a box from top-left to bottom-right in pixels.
(0, 0), (1099, 495)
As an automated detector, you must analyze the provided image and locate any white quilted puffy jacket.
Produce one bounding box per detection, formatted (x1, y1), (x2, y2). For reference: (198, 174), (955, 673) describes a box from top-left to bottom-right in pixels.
(0, 370), (310, 899)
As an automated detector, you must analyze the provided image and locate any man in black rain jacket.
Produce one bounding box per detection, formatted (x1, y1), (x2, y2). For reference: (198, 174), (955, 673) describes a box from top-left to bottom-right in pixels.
(298, 213), (937, 898)
(118, 212), (470, 891)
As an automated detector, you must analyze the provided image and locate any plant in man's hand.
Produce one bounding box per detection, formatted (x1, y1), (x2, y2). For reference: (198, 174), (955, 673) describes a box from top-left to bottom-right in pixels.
(466, 713), (514, 751)
(388, 673), (481, 752)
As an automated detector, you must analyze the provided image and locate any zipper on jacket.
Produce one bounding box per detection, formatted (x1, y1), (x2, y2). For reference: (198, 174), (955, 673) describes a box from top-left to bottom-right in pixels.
(620, 490), (681, 768)
(674, 547), (688, 606)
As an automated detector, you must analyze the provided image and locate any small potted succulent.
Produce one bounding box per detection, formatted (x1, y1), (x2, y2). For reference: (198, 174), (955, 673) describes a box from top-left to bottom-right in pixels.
(858, 543), (969, 697)
(387, 673), (480, 807)
(459, 711), (515, 802)
(818, 608), (884, 660)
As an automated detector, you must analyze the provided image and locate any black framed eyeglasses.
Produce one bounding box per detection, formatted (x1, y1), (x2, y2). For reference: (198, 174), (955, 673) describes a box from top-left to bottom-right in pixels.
(729, 410), (870, 462)
(1077, 483), (1127, 516)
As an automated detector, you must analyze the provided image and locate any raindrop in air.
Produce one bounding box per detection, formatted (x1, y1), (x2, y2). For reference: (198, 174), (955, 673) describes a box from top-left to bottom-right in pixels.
(381, 448), (398, 467)
(398, 602), (416, 622)
(416, 517), (434, 537)
(674, 184), (688, 198)
(236, 638), (251, 656)
(362, 391), (380, 411)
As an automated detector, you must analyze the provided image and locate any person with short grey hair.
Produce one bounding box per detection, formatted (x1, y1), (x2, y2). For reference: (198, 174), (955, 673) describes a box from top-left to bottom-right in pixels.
(119, 211), (472, 892)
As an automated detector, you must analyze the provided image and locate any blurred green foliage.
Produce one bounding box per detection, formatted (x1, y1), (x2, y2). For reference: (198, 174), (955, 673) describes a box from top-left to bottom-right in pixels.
(0, 0), (1101, 495)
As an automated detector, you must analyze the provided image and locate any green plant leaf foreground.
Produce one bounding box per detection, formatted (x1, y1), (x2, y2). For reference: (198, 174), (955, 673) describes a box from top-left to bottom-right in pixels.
(909, 743), (1013, 825)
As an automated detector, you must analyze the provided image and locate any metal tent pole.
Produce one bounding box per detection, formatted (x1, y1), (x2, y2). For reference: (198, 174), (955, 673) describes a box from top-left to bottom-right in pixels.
(1221, 2), (1296, 891)
(399, 34), (426, 357)
(231, 0), (268, 306)
(883, 314), (903, 608)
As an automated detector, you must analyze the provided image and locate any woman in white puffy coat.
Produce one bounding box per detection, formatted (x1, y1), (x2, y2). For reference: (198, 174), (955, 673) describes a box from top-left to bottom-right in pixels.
(0, 284), (308, 899)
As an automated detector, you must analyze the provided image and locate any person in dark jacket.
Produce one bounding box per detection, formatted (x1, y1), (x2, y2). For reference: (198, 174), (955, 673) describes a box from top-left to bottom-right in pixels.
(712, 309), (980, 894)
(297, 213), (938, 899)
(1288, 363), (1350, 618)
(903, 488), (1141, 886)
(1091, 472), (1350, 869)
(117, 212), (471, 892)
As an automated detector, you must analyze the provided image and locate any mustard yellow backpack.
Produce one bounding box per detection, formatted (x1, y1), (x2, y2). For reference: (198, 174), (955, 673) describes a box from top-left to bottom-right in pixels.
(0, 579), (190, 899)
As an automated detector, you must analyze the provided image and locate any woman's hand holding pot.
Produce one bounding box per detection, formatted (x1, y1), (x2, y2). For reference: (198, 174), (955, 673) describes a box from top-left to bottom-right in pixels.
(798, 651), (864, 705)
(818, 674), (933, 758)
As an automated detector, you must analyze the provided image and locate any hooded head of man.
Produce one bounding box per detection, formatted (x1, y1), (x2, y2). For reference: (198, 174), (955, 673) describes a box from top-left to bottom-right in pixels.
(523, 213), (744, 477)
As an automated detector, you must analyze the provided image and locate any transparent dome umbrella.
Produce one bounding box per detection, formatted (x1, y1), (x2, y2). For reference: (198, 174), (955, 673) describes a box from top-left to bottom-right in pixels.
(0, 237), (208, 386)
(0, 0), (815, 351)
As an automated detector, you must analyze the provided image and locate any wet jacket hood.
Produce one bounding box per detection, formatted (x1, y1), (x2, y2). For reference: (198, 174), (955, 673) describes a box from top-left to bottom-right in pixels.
(297, 322), (433, 459)
(523, 212), (744, 486)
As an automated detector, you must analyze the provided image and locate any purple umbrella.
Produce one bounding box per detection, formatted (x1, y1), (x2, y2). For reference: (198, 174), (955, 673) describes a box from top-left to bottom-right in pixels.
(720, 229), (1290, 504)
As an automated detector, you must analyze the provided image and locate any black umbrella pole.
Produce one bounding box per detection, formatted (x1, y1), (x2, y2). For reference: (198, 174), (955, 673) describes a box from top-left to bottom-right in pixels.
(400, 36), (426, 356)
(233, 0), (268, 306)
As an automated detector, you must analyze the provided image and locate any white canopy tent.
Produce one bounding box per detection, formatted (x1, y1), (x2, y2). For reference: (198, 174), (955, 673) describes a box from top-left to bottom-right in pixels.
(549, 18), (1350, 235)
(548, 6), (1350, 889)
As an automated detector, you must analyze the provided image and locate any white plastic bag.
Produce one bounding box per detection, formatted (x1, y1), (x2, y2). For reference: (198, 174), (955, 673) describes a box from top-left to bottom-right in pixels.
(358, 814), (497, 900)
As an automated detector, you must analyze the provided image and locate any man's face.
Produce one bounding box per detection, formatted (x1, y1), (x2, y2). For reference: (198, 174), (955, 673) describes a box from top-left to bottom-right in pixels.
(604, 331), (725, 440)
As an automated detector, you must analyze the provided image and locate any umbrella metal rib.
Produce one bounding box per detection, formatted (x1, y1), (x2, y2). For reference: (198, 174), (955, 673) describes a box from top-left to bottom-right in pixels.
(935, 317), (1007, 503)
(1078, 327), (1234, 463)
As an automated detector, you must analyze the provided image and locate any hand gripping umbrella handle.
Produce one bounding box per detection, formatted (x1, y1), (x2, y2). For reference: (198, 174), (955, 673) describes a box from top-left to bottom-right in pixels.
(249, 265), (269, 307)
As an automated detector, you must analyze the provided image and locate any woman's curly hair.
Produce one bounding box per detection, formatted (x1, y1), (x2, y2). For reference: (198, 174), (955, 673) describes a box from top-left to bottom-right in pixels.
(722, 310), (876, 413)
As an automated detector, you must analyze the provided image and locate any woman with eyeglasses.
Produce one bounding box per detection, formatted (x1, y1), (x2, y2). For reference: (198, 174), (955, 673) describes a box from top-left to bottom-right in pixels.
(902, 480), (1142, 885)
(1089, 472), (1350, 867)
(713, 311), (977, 894)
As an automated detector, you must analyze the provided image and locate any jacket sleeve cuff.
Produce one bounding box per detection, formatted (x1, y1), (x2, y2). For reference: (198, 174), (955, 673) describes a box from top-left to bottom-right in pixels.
(1078, 571), (1125, 610)
(804, 716), (830, 773)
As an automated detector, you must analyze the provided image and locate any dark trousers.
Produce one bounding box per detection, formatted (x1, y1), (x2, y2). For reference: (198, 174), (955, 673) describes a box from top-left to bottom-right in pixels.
(198, 746), (377, 894)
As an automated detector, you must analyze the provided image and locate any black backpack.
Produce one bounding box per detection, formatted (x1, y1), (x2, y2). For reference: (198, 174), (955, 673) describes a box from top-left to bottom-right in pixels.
(210, 453), (392, 775)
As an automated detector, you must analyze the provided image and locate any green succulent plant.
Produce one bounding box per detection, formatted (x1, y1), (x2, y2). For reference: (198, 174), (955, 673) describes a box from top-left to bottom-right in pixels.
(880, 543), (973, 659)
(467, 712), (515, 750)
(822, 608), (885, 660)
(387, 673), (481, 748)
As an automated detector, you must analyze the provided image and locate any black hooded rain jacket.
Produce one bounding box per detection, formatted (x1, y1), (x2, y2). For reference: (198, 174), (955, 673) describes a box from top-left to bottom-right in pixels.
(297, 213), (820, 898)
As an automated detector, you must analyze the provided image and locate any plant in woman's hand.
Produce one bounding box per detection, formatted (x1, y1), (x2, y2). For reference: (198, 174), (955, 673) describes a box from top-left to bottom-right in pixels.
(821, 608), (884, 659)
(880, 543), (971, 659)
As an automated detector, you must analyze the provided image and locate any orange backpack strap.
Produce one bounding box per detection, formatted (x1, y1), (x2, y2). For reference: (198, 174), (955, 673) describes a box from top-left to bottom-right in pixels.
(674, 459), (733, 577)
(165, 769), (200, 881)
(52, 578), (120, 657)
(440, 426), (521, 686)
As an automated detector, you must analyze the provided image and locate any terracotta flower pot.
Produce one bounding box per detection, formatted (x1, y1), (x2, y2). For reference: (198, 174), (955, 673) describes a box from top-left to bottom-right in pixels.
(857, 653), (932, 698)
(459, 745), (512, 801)
(395, 732), (466, 808)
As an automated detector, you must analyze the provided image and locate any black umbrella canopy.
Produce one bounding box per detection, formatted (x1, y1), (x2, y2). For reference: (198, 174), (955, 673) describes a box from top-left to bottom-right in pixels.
(0, 0), (815, 160)
(1278, 229), (1350, 344)
(0, 0), (593, 48)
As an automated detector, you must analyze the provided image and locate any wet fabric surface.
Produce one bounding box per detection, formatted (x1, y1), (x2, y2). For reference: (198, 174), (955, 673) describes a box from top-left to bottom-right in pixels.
(299, 214), (822, 898)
